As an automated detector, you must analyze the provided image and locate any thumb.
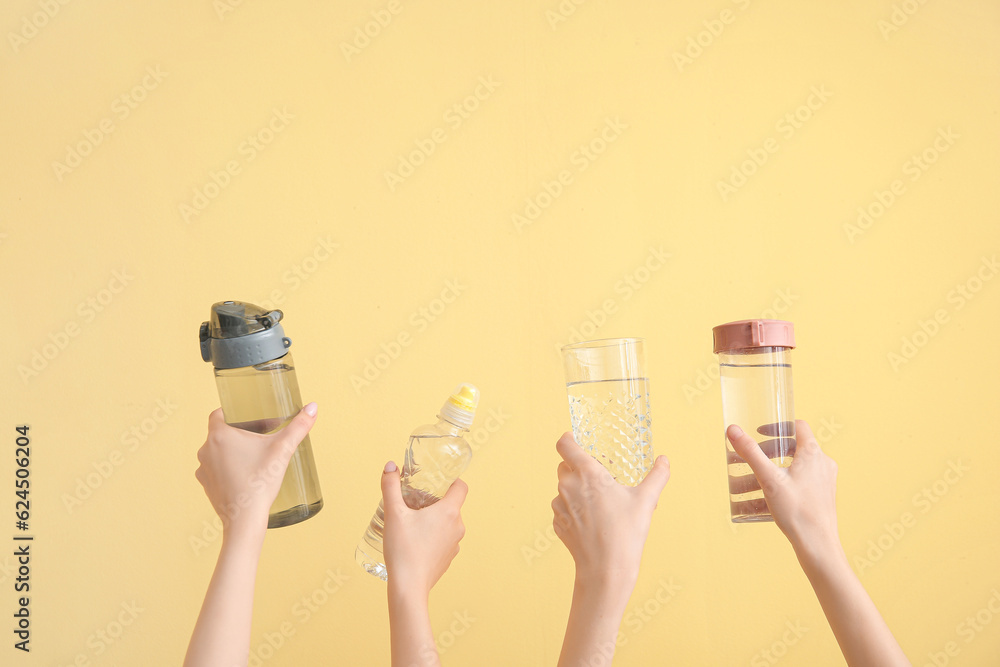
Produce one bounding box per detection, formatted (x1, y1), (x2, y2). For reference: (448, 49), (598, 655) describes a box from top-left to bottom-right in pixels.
(380, 461), (405, 514)
(441, 478), (469, 509)
(272, 402), (318, 463)
(638, 455), (670, 505)
(727, 424), (780, 488)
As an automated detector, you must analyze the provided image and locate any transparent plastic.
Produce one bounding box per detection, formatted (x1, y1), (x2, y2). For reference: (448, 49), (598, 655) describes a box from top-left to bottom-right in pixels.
(355, 417), (472, 580)
(209, 300), (278, 338)
(214, 352), (323, 528)
(718, 346), (794, 523)
(562, 338), (653, 486)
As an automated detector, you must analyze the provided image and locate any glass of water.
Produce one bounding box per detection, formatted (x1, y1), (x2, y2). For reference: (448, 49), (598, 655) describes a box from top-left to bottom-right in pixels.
(561, 338), (653, 486)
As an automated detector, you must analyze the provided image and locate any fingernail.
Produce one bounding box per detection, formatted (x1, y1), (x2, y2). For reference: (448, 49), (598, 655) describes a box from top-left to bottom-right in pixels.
(384, 460), (397, 473)
(304, 402), (318, 417)
(728, 425), (744, 438)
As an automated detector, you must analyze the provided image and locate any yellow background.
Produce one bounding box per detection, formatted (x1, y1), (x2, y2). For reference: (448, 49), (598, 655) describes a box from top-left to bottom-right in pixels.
(2, 0), (999, 665)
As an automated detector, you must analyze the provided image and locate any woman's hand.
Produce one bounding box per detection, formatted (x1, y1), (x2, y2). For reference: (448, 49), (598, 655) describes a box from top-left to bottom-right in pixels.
(551, 432), (670, 588)
(194, 403), (318, 542)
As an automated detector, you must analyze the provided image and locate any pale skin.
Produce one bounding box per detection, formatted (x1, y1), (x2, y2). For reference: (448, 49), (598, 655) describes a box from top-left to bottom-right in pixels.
(381, 460), (469, 667)
(727, 419), (910, 667)
(551, 432), (672, 667)
(184, 401), (467, 667)
(184, 403), (318, 667)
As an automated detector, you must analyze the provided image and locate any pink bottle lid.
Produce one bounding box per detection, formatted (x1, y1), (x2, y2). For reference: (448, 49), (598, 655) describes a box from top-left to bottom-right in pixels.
(713, 319), (795, 353)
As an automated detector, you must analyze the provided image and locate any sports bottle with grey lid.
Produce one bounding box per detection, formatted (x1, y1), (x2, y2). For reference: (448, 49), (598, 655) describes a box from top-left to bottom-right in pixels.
(199, 301), (323, 528)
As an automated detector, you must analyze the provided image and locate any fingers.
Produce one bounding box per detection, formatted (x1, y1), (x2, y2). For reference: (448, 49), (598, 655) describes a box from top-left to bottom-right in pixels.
(726, 424), (781, 489)
(793, 419), (819, 453)
(728, 472), (762, 495)
(229, 417), (285, 434)
(208, 407), (226, 429)
(272, 403), (318, 462)
(638, 455), (670, 505)
(730, 496), (771, 517)
(725, 437), (796, 464)
(441, 478), (469, 509)
(756, 421), (795, 437)
(555, 431), (592, 469)
(380, 461), (404, 513)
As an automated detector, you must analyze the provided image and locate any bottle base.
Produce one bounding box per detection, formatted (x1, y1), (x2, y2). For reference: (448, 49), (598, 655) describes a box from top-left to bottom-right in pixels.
(355, 546), (388, 581)
(268, 499), (324, 529)
(731, 514), (775, 523)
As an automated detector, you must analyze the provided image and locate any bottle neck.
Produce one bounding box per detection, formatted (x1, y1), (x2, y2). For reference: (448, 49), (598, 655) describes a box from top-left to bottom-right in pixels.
(436, 414), (469, 435)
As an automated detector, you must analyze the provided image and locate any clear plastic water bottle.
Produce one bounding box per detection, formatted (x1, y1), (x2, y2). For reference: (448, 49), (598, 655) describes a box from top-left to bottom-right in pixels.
(713, 319), (795, 523)
(355, 383), (480, 581)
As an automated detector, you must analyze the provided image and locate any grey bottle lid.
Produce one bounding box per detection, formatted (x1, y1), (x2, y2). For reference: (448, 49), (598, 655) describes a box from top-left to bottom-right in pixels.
(199, 301), (292, 369)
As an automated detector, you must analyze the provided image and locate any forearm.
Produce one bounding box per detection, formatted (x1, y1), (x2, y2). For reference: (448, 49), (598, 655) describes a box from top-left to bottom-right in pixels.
(184, 527), (266, 667)
(557, 574), (633, 667)
(388, 583), (440, 667)
(797, 543), (910, 667)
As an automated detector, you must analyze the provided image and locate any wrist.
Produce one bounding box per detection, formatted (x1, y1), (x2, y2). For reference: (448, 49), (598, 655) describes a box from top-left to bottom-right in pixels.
(222, 518), (267, 552)
(792, 534), (849, 581)
(388, 575), (431, 606)
(573, 568), (636, 608)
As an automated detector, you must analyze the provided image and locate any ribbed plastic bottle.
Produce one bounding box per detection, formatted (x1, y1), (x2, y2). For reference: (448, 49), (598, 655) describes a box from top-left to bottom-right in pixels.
(355, 384), (479, 581)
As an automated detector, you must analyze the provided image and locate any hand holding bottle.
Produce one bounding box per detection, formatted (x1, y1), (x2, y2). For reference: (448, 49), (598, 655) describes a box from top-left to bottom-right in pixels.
(382, 461), (468, 667)
(184, 404), (317, 667)
(727, 419), (910, 667)
(194, 403), (318, 540)
(381, 461), (468, 595)
(726, 419), (839, 564)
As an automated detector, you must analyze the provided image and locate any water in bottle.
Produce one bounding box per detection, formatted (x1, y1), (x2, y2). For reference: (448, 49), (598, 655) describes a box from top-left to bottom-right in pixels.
(200, 301), (323, 528)
(355, 384), (479, 580)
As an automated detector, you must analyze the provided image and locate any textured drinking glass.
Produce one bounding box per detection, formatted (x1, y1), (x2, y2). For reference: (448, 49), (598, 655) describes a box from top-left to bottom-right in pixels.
(562, 338), (653, 486)
(713, 319), (795, 523)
